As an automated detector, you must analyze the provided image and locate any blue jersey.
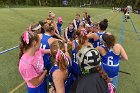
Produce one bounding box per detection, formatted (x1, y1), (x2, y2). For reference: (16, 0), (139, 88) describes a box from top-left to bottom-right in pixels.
(88, 32), (95, 46)
(94, 31), (107, 48)
(57, 23), (62, 35)
(40, 34), (52, 71)
(74, 19), (80, 29)
(67, 27), (74, 40)
(89, 38), (94, 45)
(101, 47), (121, 78)
(71, 40), (81, 77)
(49, 58), (74, 93)
(72, 40), (78, 63)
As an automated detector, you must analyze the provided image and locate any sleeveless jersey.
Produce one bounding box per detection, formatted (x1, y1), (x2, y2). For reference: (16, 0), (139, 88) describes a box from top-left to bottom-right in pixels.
(72, 40), (78, 63)
(40, 34), (52, 71)
(67, 27), (74, 40)
(73, 19), (80, 29)
(57, 23), (62, 35)
(88, 32), (95, 46)
(101, 47), (121, 78)
(94, 31), (107, 48)
(49, 58), (73, 93)
(71, 40), (81, 77)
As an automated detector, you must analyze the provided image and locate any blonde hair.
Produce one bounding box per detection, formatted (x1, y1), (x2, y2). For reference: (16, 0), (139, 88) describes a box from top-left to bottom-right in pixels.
(76, 28), (88, 51)
(49, 11), (55, 18)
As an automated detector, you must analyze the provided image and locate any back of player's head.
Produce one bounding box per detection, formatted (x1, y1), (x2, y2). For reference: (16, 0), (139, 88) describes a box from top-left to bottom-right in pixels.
(100, 34), (116, 49)
(19, 31), (39, 59)
(77, 47), (101, 72)
(44, 23), (54, 33)
(76, 28), (88, 51)
(77, 47), (110, 83)
(31, 23), (41, 32)
(99, 19), (108, 30)
(39, 20), (47, 26)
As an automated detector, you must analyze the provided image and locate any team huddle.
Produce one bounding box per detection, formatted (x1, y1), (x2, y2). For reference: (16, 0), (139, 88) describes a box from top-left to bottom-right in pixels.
(18, 11), (128, 93)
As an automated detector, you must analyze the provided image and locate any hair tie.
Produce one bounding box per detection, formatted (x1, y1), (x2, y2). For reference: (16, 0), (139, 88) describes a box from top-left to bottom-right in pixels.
(80, 29), (87, 37)
(56, 49), (61, 63)
(23, 31), (29, 44)
(56, 49), (67, 63)
(108, 83), (115, 93)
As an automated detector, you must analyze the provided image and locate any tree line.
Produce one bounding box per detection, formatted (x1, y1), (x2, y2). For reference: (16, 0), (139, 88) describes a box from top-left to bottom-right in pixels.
(0, 0), (140, 8)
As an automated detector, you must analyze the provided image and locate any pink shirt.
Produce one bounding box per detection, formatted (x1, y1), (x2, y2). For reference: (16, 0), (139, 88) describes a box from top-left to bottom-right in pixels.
(19, 49), (45, 88)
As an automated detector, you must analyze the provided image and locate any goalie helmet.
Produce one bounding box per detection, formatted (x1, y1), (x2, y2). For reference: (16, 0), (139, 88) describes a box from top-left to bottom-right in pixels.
(77, 46), (101, 71)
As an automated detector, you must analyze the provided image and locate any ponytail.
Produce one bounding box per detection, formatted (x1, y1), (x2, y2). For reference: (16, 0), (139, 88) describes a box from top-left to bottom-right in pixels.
(95, 66), (116, 92)
(102, 34), (115, 50)
(19, 42), (24, 59)
(99, 19), (109, 30)
(96, 66), (110, 84)
(19, 31), (39, 59)
(76, 29), (88, 51)
(56, 50), (68, 71)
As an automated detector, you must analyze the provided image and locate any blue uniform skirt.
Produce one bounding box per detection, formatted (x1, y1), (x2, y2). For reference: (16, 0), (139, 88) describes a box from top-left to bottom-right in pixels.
(27, 78), (47, 93)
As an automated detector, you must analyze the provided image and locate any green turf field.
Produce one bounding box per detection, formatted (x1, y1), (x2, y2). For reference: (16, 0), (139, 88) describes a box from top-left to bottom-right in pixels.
(0, 7), (140, 93)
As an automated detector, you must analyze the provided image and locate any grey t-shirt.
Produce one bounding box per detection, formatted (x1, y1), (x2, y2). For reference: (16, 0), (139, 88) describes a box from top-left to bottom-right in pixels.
(76, 72), (108, 93)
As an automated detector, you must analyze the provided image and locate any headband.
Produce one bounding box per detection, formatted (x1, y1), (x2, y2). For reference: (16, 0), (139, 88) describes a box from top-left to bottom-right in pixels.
(32, 24), (41, 31)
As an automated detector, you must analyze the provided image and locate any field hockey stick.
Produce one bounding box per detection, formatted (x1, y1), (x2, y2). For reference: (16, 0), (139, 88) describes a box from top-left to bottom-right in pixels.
(119, 70), (131, 75)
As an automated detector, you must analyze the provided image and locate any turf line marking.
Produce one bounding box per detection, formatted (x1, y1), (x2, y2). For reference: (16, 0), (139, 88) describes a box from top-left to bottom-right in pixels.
(8, 81), (26, 93)
(0, 45), (19, 55)
(113, 15), (125, 91)
(120, 15), (125, 44)
(94, 11), (113, 20)
(130, 17), (139, 33)
(0, 9), (112, 55)
(129, 17), (140, 41)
